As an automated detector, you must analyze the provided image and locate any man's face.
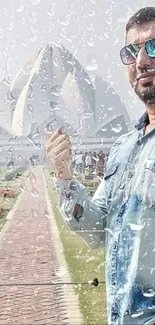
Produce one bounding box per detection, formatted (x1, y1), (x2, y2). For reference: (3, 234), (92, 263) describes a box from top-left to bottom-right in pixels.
(126, 21), (155, 105)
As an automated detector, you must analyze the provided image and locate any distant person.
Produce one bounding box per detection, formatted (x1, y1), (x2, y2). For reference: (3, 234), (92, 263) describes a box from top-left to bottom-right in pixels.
(45, 7), (155, 324)
(96, 151), (105, 178)
(85, 152), (92, 169)
(75, 151), (83, 174)
(72, 151), (76, 171)
(91, 151), (98, 174)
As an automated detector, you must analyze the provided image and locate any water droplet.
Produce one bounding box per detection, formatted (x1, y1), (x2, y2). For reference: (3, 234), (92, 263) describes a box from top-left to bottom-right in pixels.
(52, 56), (59, 68)
(3, 76), (10, 86)
(127, 223), (145, 231)
(114, 37), (119, 44)
(57, 14), (71, 26)
(7, 22), (14, 31)
(31, 208), (38, 218)
(87, 23), (93, 31)
(50, 84), (62, 97)
(30, 25), (37, 42)
(45, 211), (50, 219)
(60, 28), (72, 43)
(18, 155), (22, 161)
(21, 40), (28, 47)
(30, 12), (37, 24)
(17, 0), (25, 12)
(31, 187), (39, 198)
(86, 60), (98, 71)
(85, 53), (98, 72)
(105, 228), (114, 236)
(143, 289), (155, 297)
(20, 181), (25, 192)
(34, 288), (39, 296)
(32, 0), (40, 4)
(47, 8), (55, 17)
(104, 32), (109, 39)
(41, 84), (46, 92)
(88, 10), (95, 17)
(131, 311), (144, 318)
(82, 113), (94, 120)
(101, 126), (107, 132)
(55, 268), (66, 277)
(27, 126), (40, 141)
(8, 147), (14, 154)
(27, 104), (34, 116)
(0, 25), (3, 39)
(8, 136), (18, 143)
(87, 34), (95, 47)
(64, 213), (73, 222)
(111, 124), (123, 134)
(45, 119), (61, 132)
(6, 160), (14, 170)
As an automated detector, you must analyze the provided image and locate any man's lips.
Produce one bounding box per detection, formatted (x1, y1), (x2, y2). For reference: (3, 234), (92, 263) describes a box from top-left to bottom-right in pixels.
(136, 72), (155, 82)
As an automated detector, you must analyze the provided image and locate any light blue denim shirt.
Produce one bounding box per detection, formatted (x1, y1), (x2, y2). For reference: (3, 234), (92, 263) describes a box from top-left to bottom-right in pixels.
(55, 112), (155, 325)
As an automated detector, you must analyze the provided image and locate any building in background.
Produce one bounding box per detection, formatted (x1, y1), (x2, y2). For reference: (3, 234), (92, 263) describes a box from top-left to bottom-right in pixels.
(8, 42), (131, 161)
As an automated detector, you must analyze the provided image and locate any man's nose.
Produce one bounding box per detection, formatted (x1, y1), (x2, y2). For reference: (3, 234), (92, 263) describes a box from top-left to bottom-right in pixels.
(136, 47), (152, 70)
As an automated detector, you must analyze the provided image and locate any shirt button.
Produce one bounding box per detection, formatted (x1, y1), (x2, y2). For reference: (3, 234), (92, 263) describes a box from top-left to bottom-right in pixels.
(128, 172), (134, 178)
(137, 140), (141, 146)
(69, 181), (77, 190)
(66, 192), (73, 200)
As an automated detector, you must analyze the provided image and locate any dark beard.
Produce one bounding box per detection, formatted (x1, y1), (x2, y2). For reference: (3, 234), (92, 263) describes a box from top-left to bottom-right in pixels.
(134, 82), (155, 105)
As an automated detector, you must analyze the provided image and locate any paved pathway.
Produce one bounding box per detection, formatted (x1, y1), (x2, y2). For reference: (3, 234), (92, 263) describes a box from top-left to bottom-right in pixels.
(0, 167), (82, 325)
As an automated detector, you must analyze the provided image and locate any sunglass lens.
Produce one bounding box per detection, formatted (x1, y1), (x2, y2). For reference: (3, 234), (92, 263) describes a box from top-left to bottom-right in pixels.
(120, 44), (138, 65)
(146, 38), (155, 58)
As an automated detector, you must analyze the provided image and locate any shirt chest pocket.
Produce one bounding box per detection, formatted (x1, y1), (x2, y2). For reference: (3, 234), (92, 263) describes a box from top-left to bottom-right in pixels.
(145, 159), (155, 172)
(143, 159), (155, 203)
(104, 163), (120, 199)
(104, 164), (119, 180)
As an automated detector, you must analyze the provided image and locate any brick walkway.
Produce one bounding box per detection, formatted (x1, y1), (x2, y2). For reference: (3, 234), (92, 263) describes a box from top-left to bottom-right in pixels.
(0, 167), (70, 325)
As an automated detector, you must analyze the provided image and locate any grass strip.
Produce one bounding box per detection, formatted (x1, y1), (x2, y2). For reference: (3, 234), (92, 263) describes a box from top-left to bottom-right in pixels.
(44, 169), (107, 325)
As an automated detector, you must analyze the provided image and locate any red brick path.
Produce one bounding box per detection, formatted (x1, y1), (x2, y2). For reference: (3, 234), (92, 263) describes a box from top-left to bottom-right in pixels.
(0, 167), (69, 325)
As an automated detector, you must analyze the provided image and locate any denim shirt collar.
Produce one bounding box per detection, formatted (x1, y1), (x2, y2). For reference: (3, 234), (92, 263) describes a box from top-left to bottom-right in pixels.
(135, 112), (149, 131)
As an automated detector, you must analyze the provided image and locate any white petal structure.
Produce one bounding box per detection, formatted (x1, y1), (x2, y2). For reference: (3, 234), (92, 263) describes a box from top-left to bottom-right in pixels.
(11, 42), (96, 138)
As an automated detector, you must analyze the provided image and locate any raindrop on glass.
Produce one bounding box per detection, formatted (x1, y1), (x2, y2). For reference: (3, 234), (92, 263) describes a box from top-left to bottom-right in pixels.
(6, 160), (14, 170)
(32, 0), (40, 4)
(111, 124), (123, 134)
(31, 187), (39, 198)
(127, 223), (145, 231)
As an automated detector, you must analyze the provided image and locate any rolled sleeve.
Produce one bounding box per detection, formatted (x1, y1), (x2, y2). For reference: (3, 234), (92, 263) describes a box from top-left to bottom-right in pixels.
(54, 177), (108, 249)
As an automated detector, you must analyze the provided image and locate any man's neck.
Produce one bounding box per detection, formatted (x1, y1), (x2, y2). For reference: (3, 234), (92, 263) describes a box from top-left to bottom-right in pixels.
(144, 124), (155, 135)
(146, 105), (155, 125)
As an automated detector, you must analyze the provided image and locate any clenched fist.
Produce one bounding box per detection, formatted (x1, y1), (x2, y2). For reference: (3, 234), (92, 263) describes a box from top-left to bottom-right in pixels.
(45, 128), (73, 180)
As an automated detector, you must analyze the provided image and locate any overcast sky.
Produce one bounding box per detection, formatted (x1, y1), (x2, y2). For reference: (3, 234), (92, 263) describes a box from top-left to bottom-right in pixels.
(0, 0), (155, 131)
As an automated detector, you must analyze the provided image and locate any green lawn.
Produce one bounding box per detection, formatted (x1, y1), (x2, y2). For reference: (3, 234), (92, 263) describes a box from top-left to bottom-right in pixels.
(44, 169), (107, 325)
(0, 218), (5, 231)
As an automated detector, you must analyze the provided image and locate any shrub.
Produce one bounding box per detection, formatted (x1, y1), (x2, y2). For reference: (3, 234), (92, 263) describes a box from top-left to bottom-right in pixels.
(0, 204), (3, 215)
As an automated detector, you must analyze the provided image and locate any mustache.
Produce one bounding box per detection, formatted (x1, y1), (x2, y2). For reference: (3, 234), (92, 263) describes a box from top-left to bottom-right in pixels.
(136, 68), (155, 80)
(132, 68), (155, 89)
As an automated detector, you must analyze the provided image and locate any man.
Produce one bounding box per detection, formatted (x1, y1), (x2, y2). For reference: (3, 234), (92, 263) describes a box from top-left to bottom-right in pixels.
(45, 7), (155, 325)
(75, 151), (84, 174)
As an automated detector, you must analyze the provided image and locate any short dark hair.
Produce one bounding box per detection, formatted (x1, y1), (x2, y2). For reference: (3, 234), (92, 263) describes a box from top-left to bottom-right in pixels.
(126, 7), (155, 33)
